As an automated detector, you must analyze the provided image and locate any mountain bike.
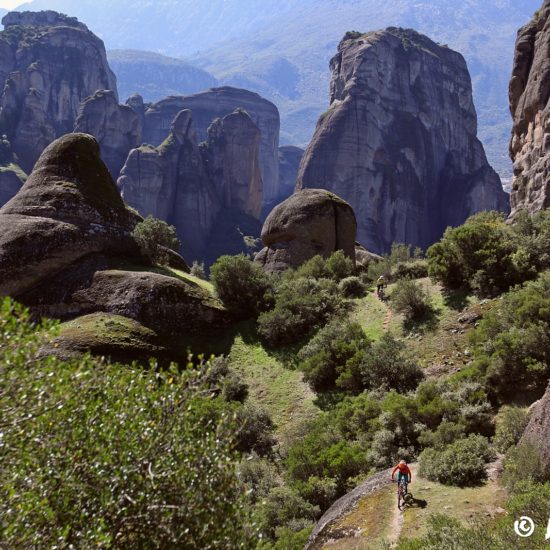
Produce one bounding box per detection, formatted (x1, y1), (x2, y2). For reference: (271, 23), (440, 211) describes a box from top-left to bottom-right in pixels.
(377, 285), (386, 300)
(396, 478), (412, 510)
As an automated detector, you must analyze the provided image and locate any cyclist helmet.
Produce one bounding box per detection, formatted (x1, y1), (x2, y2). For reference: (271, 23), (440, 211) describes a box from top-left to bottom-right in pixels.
(399, 460), (406, 465)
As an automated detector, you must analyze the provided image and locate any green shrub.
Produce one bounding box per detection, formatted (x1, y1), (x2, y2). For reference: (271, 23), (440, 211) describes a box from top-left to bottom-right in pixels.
(259, 486), (319, 539)
(237, 457), (279, 503)
(493, 406), (529, 453)
(419, 434), (494, 486)
(470, 272), (550, 401)
(360, 333), (424, 393)
(417, 421), (466, 450)
(325, 250), (354, 280)
(235, 402), (276, 456)
(298, 321), (370, 393)
(295, 255), (330, 279)
(131, 215), (181, 265)
(390, 278), (433, 320)
(0, 299), (255, 548)
(339, 276), (366, 298)
(258, 277), (342, 347)
(391, 259), (428, 280)
(190, 260), (206, 279)
(210, 254), (273, 317)
(502, 443), (545, 490)
(427, 211), (530, 295)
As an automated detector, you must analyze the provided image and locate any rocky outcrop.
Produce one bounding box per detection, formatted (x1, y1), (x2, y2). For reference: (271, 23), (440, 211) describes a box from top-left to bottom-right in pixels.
(520, 382), (550, 478)
(0, 11), (117, 173)
(0, 165), (25, 206)
(355, 242), (382, 271)
(74, 90), (142, 179)
(119, 108), (263, 262)
(296, 28), (509, 254)
(509, 1), (550, 219)
(278, 145), (304, 201)
(0, 133), (227, 360)
(142, 87), (279, 206)
(255, 189), (356, 272)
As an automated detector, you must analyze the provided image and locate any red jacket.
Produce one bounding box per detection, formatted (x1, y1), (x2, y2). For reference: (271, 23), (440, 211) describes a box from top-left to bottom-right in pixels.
(392, 463), (412, 482)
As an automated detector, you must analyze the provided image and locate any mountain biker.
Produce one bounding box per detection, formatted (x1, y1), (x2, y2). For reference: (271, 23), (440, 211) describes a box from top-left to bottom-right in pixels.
(391, 459), (412, 490)
(376, 275), (387, 296)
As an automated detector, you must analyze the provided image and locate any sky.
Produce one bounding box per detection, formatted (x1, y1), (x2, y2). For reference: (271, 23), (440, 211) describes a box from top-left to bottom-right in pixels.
(0, 1), (21, 8)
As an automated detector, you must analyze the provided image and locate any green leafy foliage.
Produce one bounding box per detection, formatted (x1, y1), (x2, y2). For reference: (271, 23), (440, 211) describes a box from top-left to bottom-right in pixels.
(0, 299), (256, 548)
(470, 272), (550, 401)
(131, 214), (181, 265)
(338, 276), (366, 298)
(390, 278), (433, 320)
(502, 443), (545, 490)
(257, 277), (342, 347)
(493, 406), (529, 453)
(210, 254), (273, 318)
(418, 434), (495, 487)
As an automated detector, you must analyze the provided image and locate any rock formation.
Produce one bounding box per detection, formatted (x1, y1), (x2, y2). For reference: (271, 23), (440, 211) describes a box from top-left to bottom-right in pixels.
(142, 87), (279, 206)
(74, 90), (142, 179)
(296, 28), (509, 254)
(509, 1), (550, 219)
(520, 382), (550, 478)
(0, 135), (26, 206)
(255, 189), (356, 272)
(0, 133), (227, 361)
(0, 11), (117, 173)
(119, 108), (263, 262)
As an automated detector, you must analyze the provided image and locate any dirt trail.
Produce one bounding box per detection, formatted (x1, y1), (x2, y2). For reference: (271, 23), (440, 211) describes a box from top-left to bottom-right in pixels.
(375, 290), (394, 332)
(387, 464), (418, 547)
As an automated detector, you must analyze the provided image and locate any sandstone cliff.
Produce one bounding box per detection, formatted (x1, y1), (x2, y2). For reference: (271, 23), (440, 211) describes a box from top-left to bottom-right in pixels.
(0, 11), (117, 173)
(0, 133), (227, 362)
(74, 90), (142, 179)
(255, 189), (356, 272)
(509, 1), (550, 219)
(119, 109), (263, 262)
(142, 87), (279, 207)
(296, 28), (509, 253)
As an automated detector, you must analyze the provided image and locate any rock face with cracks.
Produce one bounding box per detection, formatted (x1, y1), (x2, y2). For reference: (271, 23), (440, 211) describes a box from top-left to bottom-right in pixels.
(255, 188), (356, 272)
(119, 108), (263, 262)
(509, 0), (550, 219)
(296, 28), (509, 254)
(0, 11), (117, 173)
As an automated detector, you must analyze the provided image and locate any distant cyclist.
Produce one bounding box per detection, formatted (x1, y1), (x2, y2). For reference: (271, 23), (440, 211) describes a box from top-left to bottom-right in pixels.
(391, 459), (412, 490)
(376, 275), (387, 297)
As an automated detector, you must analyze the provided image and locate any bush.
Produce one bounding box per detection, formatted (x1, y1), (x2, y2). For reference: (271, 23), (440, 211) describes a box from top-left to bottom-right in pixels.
(419, 434), (494, 486)
(235, 403), (276, 456)
(390, 278), (433, 320)
(391, 259), (428, 280)
(295, 255), (329, 279)
(257, 278), (342, 347)
(339, 276), (366, 298)
(0, 299), (255, 548)
(210, 254), (273, 318)
(360, 333), (424, 393)
(325, 250), (354, 280)
(131, 215), (180, 265)
(298, 321), (370, 393)
(493, 406), (529, 453)
(190, 260), (206, 279)
(427, 211), (531, 295)
(470, 272), (550, 401)
(502, 443), (545, 490)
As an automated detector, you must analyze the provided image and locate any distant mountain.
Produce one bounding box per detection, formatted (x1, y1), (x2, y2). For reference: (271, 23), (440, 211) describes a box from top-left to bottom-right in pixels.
(12, 0), (542, 177)
(107, 50), (217, 102)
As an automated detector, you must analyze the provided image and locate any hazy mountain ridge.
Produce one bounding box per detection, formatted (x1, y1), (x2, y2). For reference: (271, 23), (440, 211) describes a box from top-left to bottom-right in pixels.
(11, 0), (541, 176)
(107, 50), (217, 102)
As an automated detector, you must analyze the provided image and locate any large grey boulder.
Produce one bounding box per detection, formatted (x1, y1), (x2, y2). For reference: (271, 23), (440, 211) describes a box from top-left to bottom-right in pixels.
(255, 188), (356, 272)
(296, 28), (509, 254)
